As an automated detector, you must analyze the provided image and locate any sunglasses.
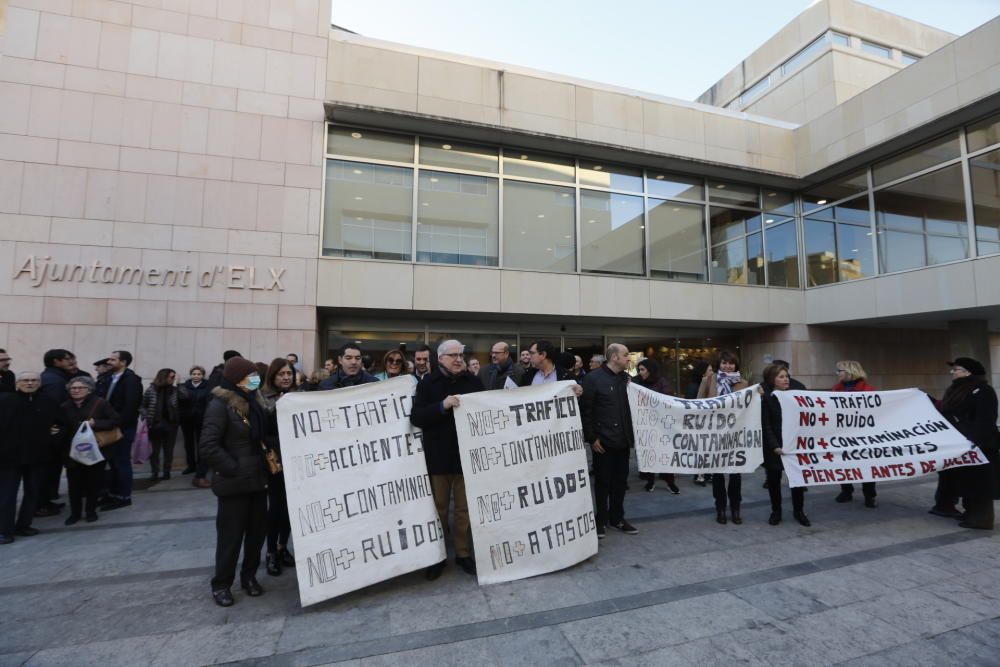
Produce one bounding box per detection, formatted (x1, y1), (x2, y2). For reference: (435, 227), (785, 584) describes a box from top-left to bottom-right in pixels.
(387, 358), (403, 364)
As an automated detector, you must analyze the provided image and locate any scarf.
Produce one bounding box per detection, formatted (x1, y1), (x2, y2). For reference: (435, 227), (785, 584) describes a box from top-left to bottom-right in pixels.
(716, 371), (742, 395)
(941, 375), (987, 416)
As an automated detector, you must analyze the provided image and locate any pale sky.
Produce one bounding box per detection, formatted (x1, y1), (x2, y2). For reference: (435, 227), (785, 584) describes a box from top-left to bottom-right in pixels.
(330, 0), (999, 101)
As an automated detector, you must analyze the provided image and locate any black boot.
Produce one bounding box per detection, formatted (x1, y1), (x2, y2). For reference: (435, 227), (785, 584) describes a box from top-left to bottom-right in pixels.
(280, 548), (295, 567)
(794, 510), (811, 527)
(730, 504), (742, 525)
(266, 552), (281, 576)
(715, 508), (727, 525)
(240, 575), (263, 596)
(768, 510), (781, 525)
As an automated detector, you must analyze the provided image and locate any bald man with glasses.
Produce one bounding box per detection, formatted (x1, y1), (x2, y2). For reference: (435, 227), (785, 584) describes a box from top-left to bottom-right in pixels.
(478, 341), (524, 390)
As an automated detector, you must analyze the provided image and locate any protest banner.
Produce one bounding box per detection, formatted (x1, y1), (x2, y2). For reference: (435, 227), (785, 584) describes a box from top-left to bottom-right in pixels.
(627, 383), (764, 474)
(276, 376), (446, 606)
(776, 388), (987, 487)
(454, 381), (598, 585)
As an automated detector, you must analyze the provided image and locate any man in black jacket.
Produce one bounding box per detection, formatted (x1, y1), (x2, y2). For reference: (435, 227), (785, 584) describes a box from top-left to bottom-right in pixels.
(96, 350), (143, 511)
(478, 341), (523, 390)
(37, 349), (90, 515)
(0, 350), (14, 394)
(318, 344), (378, 390)
(410, 339), (484, 580)
(0, 372), (61, 543)
(581, 343), (637, 538)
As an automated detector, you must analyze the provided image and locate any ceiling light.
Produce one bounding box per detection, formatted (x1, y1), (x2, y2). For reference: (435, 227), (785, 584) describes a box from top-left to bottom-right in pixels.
(593, 165), (603, 171)
(587, 219), (595, 224)
(564, 235), (571, 239)
(561, 193), (569, 198)
(355, 216), (363, 220)
(537, 214), (545, 218)
(639, 225), (645, 229)
(429, 177), (439, 183)
(353, 196), (363, 201)
(672, 207), (680, 211)
(442, 144), (452, 150)
(352, 169), (363, 175)
(765, 218), (774, 224)
(655, 175), (665, 180)
(816, 199), (827, 205)
(866, 232), (873, 236)
(851, 248), (859, 252)
(546, 247), (553, 252)
(350, 132), (362, 139)
(716, 184), (726, 189)
(520, 154), (528, 160)
(421, 202), (429, 206)
(520, 231), (526, 235)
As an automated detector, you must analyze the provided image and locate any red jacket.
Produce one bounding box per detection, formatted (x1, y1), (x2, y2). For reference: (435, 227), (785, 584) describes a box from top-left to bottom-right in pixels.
(832, 379), (877, 392)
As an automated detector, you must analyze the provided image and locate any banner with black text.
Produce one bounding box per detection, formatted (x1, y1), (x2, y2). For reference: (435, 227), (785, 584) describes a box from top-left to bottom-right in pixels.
(454, 381), (598, 585)
(628, 383), (764, 474)
(776, 389), (987, 487)
(276, 376), (446, 606)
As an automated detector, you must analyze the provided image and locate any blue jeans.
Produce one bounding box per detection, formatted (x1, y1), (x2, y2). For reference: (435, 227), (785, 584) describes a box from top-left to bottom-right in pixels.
(107, 427), (135, 500)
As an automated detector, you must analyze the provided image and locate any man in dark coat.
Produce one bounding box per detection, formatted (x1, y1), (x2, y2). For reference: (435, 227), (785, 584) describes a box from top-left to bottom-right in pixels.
(581, 343), (637, 538)
(0, 349), (14, 393)
(208, 350), (242, 388)
(478, 341), (523, 390)
(0, 372), (61, 543)
(318, 344), (378, 390)
(37, 349), (90, 515)
(410, 339), (484, 580)
(96, 350), (142, 511)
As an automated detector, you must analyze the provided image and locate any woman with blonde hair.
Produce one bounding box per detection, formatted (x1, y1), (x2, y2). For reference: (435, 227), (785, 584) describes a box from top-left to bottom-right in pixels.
(832, 360), (878, 507)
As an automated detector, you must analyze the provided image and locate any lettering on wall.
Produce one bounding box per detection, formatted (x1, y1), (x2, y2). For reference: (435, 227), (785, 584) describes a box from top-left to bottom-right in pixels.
(12, 255), (286, 291)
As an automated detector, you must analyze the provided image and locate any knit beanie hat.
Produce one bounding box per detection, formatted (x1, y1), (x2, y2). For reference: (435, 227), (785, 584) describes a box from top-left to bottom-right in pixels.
(223, 356), (258, 384)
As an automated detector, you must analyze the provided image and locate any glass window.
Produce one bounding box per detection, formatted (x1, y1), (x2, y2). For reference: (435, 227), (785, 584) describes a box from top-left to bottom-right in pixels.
(804, 218), (837, 286)
(502, 180), (575, 272)
(416, 171), (498, 267)
(709, 181), (758, 208)
(807, 196), (870, 225)
(419, 139), (498, 173)
(747, 233), (764, 286)
(765, 221), (799, 287)
(323, 160), (413, 260)
(579, 161), (642, 191)
(763, 190), (794, 215)
(429, 332), (517, 370)
(875, 164), (969, 271)
(327, 126), (413, 163)
(901, 53), (919, 65)
(580, 191), (645, 275)
(324, 330), (425, 371)
(782, 35), (826, 76)
(741, 76), (770, 105)
(711, 238), (747, 284)
(648, 173), (703, 201)
(872, 134), (960, 186)
(503, 149), (574, 182)
(967, 112), (1000, 153)
(861, 40), (891, 59)
(802, 170), (868, 211)
(648, 199), (706, 281)
(830, 31), (850, 47)
(970, 147), (1000, 256)
(836, 223), (874, 281)
(709, 207), (759, 245)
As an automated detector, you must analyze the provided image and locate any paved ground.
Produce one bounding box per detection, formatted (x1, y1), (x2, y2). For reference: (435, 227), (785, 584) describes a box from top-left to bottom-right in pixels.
(1, 458), (998, 667)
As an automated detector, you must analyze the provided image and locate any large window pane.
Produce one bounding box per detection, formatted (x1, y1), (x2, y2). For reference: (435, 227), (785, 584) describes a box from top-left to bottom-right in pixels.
(880, 231), (925, 272)
(648, 173), (703, 201)
(804, 218), (837, 285)
(502, 181), (575, 272)
(419, 138), (498, 173)
(711, 239), (746, 284)
(579, 161), (642, 191)
(971, 147), (1000, 255)
(763, 190), (795, 215)
(503, 149), (574, 182)
(967, 112), (1000, 153)
(782, 35), (826, 76)
(709, 180), (758, 207)
(580, 191), (644, 275)
(325, 330), (425, 371)
(872, 134), (960, 186)
(927, 235), (968, 265)
(874, 164), (968, 270)
(328, 126), (413, 163)
(803, 170), (867, 211)
(648, 199), (706, 281)
(861, 40), (891, 59)
(323, 160), (412, 260)
(747, 233), (764, 285)
(416, 171), (498, 266)
(710, 207), (759, 245)
(836, 223), (874, 281)
(765, 222), (799, 287)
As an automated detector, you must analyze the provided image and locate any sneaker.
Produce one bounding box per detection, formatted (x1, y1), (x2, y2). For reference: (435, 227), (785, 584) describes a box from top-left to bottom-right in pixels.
(666, 481), (680, 495)
(694, 475), (707, 487)
(99, 498), (132, 512)
(610, 519), (638, 535)
(596, 524), (606, 539)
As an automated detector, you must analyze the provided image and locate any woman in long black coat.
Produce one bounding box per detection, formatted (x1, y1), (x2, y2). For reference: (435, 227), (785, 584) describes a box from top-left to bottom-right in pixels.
(935, 357), (999, 530)
(198, 357), (270, 607)
(261, 357), (297, 576)
(761, 364), (810, 527)
(61, 376), (120, 525)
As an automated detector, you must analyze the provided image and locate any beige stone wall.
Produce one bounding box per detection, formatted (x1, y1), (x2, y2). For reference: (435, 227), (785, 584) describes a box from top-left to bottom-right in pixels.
(0, 0), (330, 379)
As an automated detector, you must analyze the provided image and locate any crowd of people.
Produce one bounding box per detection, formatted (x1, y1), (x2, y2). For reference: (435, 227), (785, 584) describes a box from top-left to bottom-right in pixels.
(0, 339), (996, 606)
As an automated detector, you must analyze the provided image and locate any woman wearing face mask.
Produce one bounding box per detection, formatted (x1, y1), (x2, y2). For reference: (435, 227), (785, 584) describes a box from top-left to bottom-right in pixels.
(141, 369), (179, 481)
(699, 351), (749, 525)
(199, 357), (270, 607)
(636, 358), (680, 494)
(261, 358), (297, 576)
(761, 364), (810, 527)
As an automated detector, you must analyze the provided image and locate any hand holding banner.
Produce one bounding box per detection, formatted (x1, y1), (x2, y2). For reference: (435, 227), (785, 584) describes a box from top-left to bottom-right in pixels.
(276, 376), (446, 606)
(627, 383), (764, 474)
(454, 381), (598, 585)
(776, 389), (987, 487)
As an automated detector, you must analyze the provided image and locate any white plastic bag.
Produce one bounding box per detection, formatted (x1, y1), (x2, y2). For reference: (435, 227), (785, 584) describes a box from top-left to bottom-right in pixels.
(69, 422), (105, 466)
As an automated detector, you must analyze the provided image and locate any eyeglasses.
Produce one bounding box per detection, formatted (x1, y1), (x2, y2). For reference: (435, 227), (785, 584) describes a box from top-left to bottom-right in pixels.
(836, 368), (847, 373)
(440, 353), (463, 359)
(386, 358), (403, 365)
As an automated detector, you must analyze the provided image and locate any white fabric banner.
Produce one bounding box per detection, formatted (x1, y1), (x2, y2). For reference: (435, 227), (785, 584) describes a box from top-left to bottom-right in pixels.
(627, 383), (764, 474)
(454, 381), (598, 585)
(276, 376), (446, 607)
(776, 389), (988, 487)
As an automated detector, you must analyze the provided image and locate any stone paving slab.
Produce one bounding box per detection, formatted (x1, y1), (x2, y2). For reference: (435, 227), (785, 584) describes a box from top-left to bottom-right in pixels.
(0, 464), (997, 667)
